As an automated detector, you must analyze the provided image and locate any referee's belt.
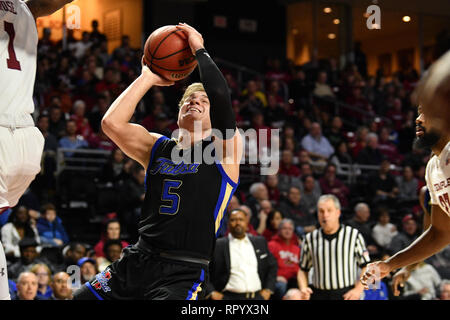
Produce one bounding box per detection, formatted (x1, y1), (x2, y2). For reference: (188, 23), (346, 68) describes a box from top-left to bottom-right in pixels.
(136, 238), (210, 266)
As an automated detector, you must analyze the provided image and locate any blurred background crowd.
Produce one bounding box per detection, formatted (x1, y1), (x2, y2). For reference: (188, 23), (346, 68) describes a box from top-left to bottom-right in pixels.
(2, 12), (450, 300)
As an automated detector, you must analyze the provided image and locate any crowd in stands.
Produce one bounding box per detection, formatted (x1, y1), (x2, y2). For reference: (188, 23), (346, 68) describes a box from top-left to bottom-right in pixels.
(1, 20), (449, 300)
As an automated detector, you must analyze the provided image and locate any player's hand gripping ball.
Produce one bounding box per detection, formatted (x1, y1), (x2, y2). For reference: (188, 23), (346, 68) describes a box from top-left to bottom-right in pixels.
(143, 25), (198, 81)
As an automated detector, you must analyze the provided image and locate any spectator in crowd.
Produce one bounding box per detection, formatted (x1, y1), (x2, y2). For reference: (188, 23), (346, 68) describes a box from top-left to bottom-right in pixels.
(368, 159), (399, 205)
(234, 205), (259, 237)
(268, 219), (300, 300)
(346, 203), (378, 256)
(396, 166), (419, 203)
(345, 85), (372, 122)
(246, 182), (269, 229)
(386, 98), (405, 132)
(48, 106), (67, 139)
(8, 238), (44, 281)
(97, 239), (123, 272)
(36, 203), (69, 248)
(88, 92), (111, 133)
(78, 257), (98, 284)
(356, 133), (384, 166)
(89, 20), (107, 45)
(69, 31), (92, 59)
(402, 262), (442, 300)
(37, 114), (58, 152)
(13, 272), (41, 300)
(378, 126), (402, 164)
(49, 272), (73, 300)
(100, 148), (130, 185)
(70, 100), (94, 140)
(319, 163), (350, 209)
(1, 206), (41, 261)
(58, 120), (89, 157)
(278, 150), (301, 180)
(265, 174), (281, 205)
(299, 175), (321, 216)
(278, 186), (316, 237)
(255, 200), (273, 235)
(300, 122), (335, 163)
(30, 263), (53, 300)
(371, 208), (398, 250)
(240, 80), (267, 120)
(94, 219), (129, 258)
(439, 280), (450, 300)
(388, 214), (419, 255)
(207, 209), (277, 300)
(61, 242), (87, 272)
(264, 94), (287, 128)
(313, 71), (335, 98)
(112, 35), (133, 60)
(298, 195), (370, 300)
(289, 67), (312, 109)
(260, 210), (284, 242)
(324, 116), (345, 149)
(329, 141), (355, 177)
(118, 163), (146, 242)
(350, 126), (369, 158)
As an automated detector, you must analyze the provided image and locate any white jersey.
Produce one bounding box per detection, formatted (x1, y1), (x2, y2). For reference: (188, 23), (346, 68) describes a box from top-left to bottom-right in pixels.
(0, 0), (37, 128)
(425, 141), (450, 218)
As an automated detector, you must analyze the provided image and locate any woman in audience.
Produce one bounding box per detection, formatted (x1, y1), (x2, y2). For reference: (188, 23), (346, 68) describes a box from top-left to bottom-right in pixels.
(30, 263), (53, 300)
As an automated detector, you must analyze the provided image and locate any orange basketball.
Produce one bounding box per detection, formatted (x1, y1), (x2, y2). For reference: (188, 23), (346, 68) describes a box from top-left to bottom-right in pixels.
(143, 25), (198, 81)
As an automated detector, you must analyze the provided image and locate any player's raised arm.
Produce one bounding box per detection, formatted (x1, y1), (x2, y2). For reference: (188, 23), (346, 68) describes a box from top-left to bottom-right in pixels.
(176, 23), (243, 168)
(101, 62), (174, 169)
(26, 0), (73, 19)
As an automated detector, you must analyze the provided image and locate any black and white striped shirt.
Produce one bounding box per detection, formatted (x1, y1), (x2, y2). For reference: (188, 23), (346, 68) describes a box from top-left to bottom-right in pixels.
(299, 224), (371, 290)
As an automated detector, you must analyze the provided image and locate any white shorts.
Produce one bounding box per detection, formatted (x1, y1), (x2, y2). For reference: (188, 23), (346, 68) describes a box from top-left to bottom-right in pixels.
(0, 126), (44, 209)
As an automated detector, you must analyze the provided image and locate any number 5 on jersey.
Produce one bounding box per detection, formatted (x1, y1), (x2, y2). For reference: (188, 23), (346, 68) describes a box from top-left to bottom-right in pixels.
(160, 179), (182, 215)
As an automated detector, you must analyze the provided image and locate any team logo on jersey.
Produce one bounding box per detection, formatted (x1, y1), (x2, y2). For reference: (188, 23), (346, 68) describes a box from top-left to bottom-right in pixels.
(91, 268), (112, 293)
(150, 157), (200, 176)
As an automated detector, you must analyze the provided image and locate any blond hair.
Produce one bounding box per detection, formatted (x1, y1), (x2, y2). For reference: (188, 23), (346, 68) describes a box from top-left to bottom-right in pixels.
(30, 263), (52, 283)
(178, 82), (206, 108)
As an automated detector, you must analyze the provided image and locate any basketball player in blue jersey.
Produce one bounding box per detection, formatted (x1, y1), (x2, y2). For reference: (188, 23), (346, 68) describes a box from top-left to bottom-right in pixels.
(73, 23), (243, 300)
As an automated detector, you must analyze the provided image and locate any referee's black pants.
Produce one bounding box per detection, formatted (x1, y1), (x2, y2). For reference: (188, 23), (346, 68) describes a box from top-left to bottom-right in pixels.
(310, 286), (353, 300)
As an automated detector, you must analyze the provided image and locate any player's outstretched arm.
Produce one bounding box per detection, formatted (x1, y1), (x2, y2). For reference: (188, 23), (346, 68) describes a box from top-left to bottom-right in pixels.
(102, 63), (174, 169)
(361, 204), (450, 289)
(391, 186), (432, 296)
(26, 0), (73, 19)
(176, 23), (243, 181)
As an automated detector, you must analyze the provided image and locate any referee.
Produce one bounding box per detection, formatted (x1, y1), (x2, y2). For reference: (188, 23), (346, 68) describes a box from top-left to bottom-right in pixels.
(298, 195), (370, 300)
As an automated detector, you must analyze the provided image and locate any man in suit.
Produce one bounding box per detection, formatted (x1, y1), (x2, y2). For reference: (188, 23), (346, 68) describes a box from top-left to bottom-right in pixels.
(208, 209), (277, 300)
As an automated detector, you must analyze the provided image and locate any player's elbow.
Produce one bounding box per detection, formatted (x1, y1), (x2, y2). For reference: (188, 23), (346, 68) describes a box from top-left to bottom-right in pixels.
(101, 116), (117, 135)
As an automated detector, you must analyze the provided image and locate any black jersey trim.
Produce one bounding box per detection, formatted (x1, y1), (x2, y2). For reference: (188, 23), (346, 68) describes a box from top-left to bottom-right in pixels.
(214, 161), (239, 188)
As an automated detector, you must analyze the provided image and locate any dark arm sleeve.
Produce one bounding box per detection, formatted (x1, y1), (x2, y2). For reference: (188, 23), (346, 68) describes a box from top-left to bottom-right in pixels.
(195, 49), (236, 139)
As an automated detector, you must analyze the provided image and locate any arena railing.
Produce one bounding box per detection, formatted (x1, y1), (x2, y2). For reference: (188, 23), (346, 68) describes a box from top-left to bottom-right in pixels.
(312, 94), (392, 130)
(56, 148), (111, 175)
